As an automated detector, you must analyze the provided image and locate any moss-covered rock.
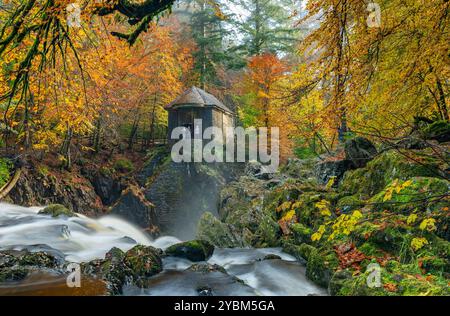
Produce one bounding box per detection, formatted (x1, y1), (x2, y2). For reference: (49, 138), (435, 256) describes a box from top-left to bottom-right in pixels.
(187, 263), (227, 274)
(306, 248), (339, 288)
(83, 245), (162, 294)
(329, 269), (353, 296)
(197, 212), (248, 248)
(122, 245), (163, 284)
(341, 150), (444, 198)
(0, 266), (29, 282)
(0, 250), (60, 284)
(290, 223), (312, 244)
(369, 177), (449, 213)
(336, 195), (365, 213)
(165, 240), (214, 262)
(38, 204), (76, 217)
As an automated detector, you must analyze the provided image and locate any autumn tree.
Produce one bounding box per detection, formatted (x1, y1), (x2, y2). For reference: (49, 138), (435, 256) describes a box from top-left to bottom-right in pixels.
(239, 52), (286, 128)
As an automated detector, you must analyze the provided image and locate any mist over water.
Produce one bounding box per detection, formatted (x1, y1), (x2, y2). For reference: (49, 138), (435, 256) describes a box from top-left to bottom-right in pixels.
(0, 203), (326, 296)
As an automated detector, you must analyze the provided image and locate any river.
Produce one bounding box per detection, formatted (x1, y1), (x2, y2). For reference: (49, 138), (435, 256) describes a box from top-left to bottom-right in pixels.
(0, 203), (326, 296)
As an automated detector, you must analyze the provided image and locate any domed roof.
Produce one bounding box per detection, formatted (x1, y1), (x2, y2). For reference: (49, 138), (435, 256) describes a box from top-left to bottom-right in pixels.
(165, 86), (233, 114)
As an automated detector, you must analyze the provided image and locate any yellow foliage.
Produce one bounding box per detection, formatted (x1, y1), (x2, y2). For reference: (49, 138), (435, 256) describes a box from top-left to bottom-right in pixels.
(411, 237), (428, 251)
(419, 218), (437, 232)
(315, 199), (332, 217)
(407, 214), (418, 225)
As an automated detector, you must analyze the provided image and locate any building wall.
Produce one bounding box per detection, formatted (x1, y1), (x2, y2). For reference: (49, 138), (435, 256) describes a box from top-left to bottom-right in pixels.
(167, 107), (234, 141)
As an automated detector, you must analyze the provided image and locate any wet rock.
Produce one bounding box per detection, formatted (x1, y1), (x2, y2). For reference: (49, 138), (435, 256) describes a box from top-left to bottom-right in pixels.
(345, 137), (377, 168)
(110, 186), (158, 234)
(122, 245), (163, 285)
(197, 286), (214, 296)
(92, 169), (125, 206)
(187, 263), (226, 274)
(83, 245), (162, 294)
(197, 212), (249, 248)
(38, 204), (76, 218)
(0, 250), (60, 283)
(262, 254), (282, 260)
(165, 240), (214, 262)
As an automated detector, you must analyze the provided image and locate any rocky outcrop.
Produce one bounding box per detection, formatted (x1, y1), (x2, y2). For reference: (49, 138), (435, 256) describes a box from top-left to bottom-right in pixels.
(110, 185), (159, 235)
(197, 144), (450, 296)
(7, 165), (102, 216)
(91, 169), (125, 206)
(344, 137), (378, 168)
(341, 148), (446, 198)
(314, 159), (354, 185)
(145, 162), (238, 240)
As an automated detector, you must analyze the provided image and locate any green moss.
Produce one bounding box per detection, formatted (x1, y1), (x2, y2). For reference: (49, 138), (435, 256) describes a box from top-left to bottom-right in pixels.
(254, 214), (280, 247)
(165, 240), (214, 262)
(0, 158), (12, 188)
(306, 248), (339, 287)
(369, 177), (449, 212)
(341, 150), (443, 198)
(282, 242), (315, 263)
(290, 223), (312, 244)
(113, 158), (134, 173)
(0, 267), (29, 282)
(38, 204), (76, 217)
(336, 195), (364, 213)
(123, 245), (162, 285)
(358, 242), (386, 257)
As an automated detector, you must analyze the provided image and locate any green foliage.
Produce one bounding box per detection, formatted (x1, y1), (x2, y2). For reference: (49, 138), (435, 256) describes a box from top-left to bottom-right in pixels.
(0, 158), (12, 188)
(422, 120), (450, 140)
(113, 158), (134, 173)
(235, 93), (261, 127)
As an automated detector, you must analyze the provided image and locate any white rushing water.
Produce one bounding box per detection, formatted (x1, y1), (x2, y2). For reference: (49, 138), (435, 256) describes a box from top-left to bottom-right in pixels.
(0, 203), (326, 296)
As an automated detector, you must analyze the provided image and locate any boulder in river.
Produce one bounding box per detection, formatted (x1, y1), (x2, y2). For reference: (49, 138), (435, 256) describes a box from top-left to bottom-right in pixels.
(83, 245), (163, 294)
(165, 240), (214, 262)
(38, 204), (76, 217)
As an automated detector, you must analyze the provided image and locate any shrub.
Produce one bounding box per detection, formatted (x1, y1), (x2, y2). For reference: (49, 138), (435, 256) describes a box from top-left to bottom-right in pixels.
(114, 158), (134, 173)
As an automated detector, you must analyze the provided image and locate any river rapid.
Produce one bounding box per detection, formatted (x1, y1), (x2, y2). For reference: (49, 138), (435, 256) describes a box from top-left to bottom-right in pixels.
(0, 203), (326, 296)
